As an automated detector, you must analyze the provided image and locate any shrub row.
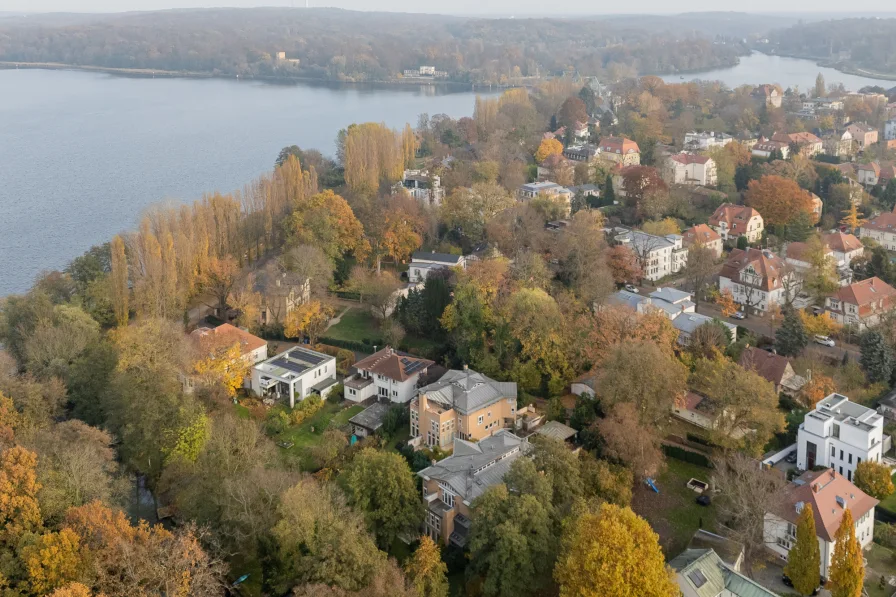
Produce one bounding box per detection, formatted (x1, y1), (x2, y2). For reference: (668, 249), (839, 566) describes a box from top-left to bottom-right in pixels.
(662, 444), (713, 468)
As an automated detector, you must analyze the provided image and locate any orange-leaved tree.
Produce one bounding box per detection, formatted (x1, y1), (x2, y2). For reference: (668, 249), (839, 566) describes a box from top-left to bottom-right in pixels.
(716, 288), (738, 317)
(745, 175), (814, 227)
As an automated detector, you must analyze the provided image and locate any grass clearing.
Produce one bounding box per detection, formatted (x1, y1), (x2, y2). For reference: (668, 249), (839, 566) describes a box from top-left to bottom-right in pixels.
(632, 457), (718, 557)
(325, 307), (441, 358)
(878, 473), (896, 513)
(333, 404), (365, 426)
(273, 401), (364, 470)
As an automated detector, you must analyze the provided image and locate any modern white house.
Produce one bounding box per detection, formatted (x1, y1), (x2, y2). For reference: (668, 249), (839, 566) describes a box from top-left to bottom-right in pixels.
(612, 228), (687, 281)
(408, 251), (466, 283)
(719, 248), (791, 312)
(683, 131), (733, 151)
(250, 346), (337, 408)
(796, 393), (888, 481)
(343, 347), (434, 404)
(764, 468), (878, 579)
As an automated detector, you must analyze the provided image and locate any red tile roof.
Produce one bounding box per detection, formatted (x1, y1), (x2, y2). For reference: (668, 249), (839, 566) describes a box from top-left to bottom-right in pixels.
(776, 469), (878, 543)
(708, 203), (761, 235)
(353, 346), (434, 382)
(830, 277), (896, 317)
(191, 323), (266, 357)
(682, 224), (721, 246)
(861, 211), (896, 233)
(822, 232), (863, 254)
(720, 248), (787, 291)
(598, 136), (640, 155)
(786, 241), (831, 263)
(771, 131), (822, 146)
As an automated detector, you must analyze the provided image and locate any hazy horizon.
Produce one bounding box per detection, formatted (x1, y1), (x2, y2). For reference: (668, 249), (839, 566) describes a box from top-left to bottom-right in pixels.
(5, 1), (896, 15)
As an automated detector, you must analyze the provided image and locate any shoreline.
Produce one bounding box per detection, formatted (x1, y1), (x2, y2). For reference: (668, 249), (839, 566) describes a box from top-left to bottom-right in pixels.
(751, 51), (896, 83)
(0, 61), (512, 90)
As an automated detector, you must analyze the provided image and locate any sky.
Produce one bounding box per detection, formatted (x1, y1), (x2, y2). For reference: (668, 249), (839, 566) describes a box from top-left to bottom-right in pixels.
(5, 0), (895, 15)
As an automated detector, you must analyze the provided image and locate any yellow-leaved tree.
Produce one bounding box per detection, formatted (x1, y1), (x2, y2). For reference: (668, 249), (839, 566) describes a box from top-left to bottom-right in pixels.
(535, 138), (564, 163)
(22, 528), (86, 595)
(405, 535), (449, 597)
(284, 301), (335, 346)
(827, 508), (864, 597)
(554, 504), (678, 597)
(193, 341), (247, 397)
(716, 288), (738, 317)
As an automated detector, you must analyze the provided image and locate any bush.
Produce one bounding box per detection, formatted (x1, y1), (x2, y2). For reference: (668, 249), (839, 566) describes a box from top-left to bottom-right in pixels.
(662, 445), (712, 468)
(289, 394), (324, 426)
(380, 405), (409, 437)
(327, 383), (345, 403)
(874, 522), (896, 549)
(319, 336), (380, 354)
(265, 408), (290, 435)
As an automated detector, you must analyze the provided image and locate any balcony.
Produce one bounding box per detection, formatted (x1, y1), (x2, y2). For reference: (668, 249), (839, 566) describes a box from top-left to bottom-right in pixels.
(454, 512), (471, 529)
(345, 376), (374, 390)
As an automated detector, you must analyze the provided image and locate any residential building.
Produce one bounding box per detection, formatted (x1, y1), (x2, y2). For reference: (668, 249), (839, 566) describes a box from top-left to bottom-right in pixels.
(771, 132), (824, 157)
(570, 371), (596, 398)
(408, 251), (466, 283)
(708, 203), (764, 243)
(877, 390), (896, 420)
(190, 323), (268, 366)
(823, 231), (864, 267)
(885, 119), (896, 141)
(754, 84), (783, 108)
(258, 272), (310, 326)
(664, 153), (718, 186)
(682, 224), (723, 258)
(517, 181), (573, 215)
(597, 136), (641, 166)
(858, 210), (896, 249)
(536, 153), (574, 182)
(613, 228), (687, 281)
(672, 312), (737, 345)
(611, 288), (735, 345)
(785, 241), (839, 290)
(410, 366), (518, 449)
(683, 131), (733, 151)
(343, 346), (434, 404)
(719, 248), (791, 312)
(535, 420), (578, 444)
(801, 97), (845, 113)
(739, 346), (806, 395)
(856, 161), (896, 187)
(751, 140), (790, 160)
(567, 183), (600, 200)
(348, 402), (392, 438)
(672, 548), (780, 597)
(846, 122), (879, 149)
(821, 129), (855, 158)
(250, 346), (338, 408)
(419, 430), (530, 546)
(825, 276), (896, 329)
(764, 468), (878, 579)
(808, 192), (823, 221)
(403, 65), (449, 78)
(796, 393), (887, 480)
(562, 144), (600, 163)
(399, 169), (444, 205)
(687, 530), (745, 572)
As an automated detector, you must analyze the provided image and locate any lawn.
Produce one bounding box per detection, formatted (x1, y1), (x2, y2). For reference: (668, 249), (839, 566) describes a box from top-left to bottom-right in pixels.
(274, 401), (364, 469)
(878, 473), (896, 513)
(631, 458), (718, 557)
(325, 307), (441, 357)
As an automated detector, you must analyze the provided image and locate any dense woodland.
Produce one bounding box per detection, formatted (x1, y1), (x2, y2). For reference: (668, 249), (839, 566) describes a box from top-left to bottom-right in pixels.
(1, 67), (895, 596)
(0, 8), (747, 82)
(768, 18), (896, 76)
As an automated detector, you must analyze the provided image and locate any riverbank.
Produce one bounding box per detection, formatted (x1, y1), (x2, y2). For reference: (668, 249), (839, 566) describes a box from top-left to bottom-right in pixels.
(752, 51), (896, 84)
(0, 61), (510, 90)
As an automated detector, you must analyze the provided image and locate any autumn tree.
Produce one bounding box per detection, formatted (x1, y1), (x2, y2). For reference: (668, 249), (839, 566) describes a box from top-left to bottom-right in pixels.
(596, 403), (664, 480)
(535, 138), (563, 163)
(605, 245), (642, 284)
(784, 505), (821, 597)
(284, 300), (334, 345)
(840, 202), (865, 231)
(467, 484), (556, 597)
(193, 341), (247, 397)
(22, 528), (86, 594)
(343, 122), (406, 196)
(0, 446), (42, 547)
(853, 460), (895, 500)
(745, 175), (814, 228)
(0, 392), (18, 447)
(558, 96), (588, 131)
(339, 448), (423, 549)
(110, 234), (129, 327)
(802, 235), (839, 301)
(202, 256), (240, 316)
(828, 508), (864, 597)
(405, 536), (449, 597)
(554, 504), (677, 597)
(683, 244), (717, 306)
(441, 183), (516, 242)
(586, 307), (679, 365)
(287, 190), (370, 261)
(801, 374), (836, 408)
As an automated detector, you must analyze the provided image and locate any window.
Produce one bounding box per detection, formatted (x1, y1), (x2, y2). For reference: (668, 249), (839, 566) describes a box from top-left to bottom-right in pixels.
(478, 416), (483, 425)
(857, 457), (861, 465)
(848, 470), (852, 482)
(831, 445), (836, 457)
(848, 453), (852, 464)
(840, 449), (844, 460)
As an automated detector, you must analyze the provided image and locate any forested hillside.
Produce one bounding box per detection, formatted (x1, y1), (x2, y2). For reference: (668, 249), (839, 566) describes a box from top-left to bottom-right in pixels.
(0, 8), (747, 83)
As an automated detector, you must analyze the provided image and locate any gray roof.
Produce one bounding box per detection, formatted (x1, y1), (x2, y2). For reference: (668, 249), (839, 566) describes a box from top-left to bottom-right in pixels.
(348, 402), (392, 432)
(535, 421), (577, 441)
(615, 228), (676, 251)
(650, 287), (692, 305)
(610, 290), (647, 310)
(687, 530), (744, 569)
(418, 368), (517, 415)
(672, 549), (779, 597)
(673, 313), (736, 336)
(418, 430), (530, 502)
(411, 251), (463, 265)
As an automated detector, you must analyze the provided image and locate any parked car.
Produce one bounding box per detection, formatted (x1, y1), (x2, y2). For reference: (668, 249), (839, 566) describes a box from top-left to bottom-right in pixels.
(731, 311), (746, 320)
(696, 495), (711, 507)
(782, 574), (822, 595)
(624, 284), (639, 293)
(814, 335), (835, 347)
(785, 451), (798, 464)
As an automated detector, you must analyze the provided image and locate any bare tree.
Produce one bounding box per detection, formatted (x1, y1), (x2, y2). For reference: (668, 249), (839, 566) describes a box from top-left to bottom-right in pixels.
(683, 244), (718, 307)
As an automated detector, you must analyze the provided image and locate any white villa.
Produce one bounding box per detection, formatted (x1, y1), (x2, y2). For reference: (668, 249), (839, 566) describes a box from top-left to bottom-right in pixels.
(250, 346), (338, 408)
(343, 347), (434, 404)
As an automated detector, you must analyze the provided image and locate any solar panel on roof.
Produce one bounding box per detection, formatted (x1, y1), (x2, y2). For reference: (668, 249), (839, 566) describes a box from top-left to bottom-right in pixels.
(274, 358), (308, 374)
(291, 349), (326, 365)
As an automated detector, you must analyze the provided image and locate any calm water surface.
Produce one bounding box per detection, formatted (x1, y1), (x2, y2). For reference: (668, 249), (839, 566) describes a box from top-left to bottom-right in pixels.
(0, 70), (496, 296)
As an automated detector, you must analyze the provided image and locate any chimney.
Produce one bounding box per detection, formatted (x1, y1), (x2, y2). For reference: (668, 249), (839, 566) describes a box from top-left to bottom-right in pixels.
(812, 483), (820, 493)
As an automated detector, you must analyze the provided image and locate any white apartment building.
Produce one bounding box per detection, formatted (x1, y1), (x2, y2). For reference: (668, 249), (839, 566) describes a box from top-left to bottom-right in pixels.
(858, 211), (896, 250)
(719, 248), (790, 312)
(250, 346), (338, 408)
(664, 153), (718, 186)
(796, 393), (887, 482)
(613, 228), (687, 281)
(408, 251), (466, 283)
(764, 468), (878, 579)
(886, 119), (896, 141)
(683, 131), (733, 150)
(343, 347), (434, 404)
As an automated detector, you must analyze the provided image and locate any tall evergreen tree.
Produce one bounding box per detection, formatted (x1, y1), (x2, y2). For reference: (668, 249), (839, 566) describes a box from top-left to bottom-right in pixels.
(785, 506), (821, 596)
(776, 309), (808, 356)
(603, 173), (616, 206)
(881, 179), (896, 210)
(859, 330), (893, 383)
(828, 509), (864, 597)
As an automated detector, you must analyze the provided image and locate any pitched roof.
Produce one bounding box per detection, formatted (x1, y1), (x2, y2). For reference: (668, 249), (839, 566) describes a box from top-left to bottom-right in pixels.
(418, 430), (530, 501)
(847, 121), (876, 133)
(753, 140), (789, 153)
(418, 367), (517, 415)
(598, 136), (640, 154)
(191, 323), (266, 357)
(669, 153), (711, 165)
(411, 251), (463, 265)
(348, 402), (392, 432)
(719, 248), (787, 291)
(708, 203), (761, 233)
(822, 231), (863, 253)
(739, 346), (793, 386)
(831, 276), (896, 309)
(771, 131), (822, 145)
(775, 469), (878, 543)
(535, 421), (578, 441)
(785, 241), (831, 263)
(671, 549), (779, 597)
(862, 210), (896, 233)
(352, 347), (434, 382)
(682, 224), (721, 246)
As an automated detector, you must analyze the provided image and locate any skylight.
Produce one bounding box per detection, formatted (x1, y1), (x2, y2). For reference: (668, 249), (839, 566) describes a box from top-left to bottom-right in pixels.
(688, 569), (707, 588)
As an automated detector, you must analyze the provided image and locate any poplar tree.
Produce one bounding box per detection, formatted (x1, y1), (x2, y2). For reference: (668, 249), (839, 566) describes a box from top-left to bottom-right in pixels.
(785, 506), (821, 596)
(828, 508), (864, 597)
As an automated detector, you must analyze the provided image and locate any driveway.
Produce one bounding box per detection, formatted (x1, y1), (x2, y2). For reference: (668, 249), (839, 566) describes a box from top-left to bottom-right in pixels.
(751, 560), (832, 597)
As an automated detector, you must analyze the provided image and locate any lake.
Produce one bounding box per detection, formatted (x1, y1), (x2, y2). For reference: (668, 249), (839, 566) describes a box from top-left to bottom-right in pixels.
(660, 51), (891, 91)
(0, 70), (495, 296)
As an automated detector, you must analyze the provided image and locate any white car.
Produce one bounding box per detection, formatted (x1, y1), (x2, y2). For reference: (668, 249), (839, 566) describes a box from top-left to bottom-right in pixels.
(814, 335), (835, 347)
(624, 284), (639, 293)
(730, 311), (746, 320)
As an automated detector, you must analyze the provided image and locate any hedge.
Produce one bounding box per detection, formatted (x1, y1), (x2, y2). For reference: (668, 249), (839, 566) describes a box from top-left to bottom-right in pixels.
(319, 336), (381, 354)
(662, 444), (713, 468)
